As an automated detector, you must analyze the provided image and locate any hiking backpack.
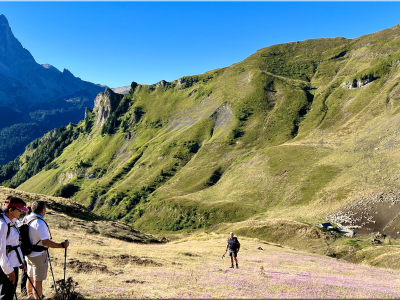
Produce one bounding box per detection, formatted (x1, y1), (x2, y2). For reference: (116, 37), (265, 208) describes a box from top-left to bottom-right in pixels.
(228, 237), (239, 250)
(19, 217), (52, 256)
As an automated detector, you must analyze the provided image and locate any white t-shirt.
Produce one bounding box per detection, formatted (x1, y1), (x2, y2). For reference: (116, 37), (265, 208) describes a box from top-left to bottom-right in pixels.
(0, 214), (23, 274)
(26, 214), (49, 258)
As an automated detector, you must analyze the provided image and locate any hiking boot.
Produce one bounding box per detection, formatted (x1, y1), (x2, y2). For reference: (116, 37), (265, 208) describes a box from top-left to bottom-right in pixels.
(236, 264), (239, 269)
(229, 265), (234, 268)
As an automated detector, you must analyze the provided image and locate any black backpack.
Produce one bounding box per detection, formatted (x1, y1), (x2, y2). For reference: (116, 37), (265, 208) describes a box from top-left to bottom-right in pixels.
(19, 217), (52, 256)
(228, 237), (239, 250)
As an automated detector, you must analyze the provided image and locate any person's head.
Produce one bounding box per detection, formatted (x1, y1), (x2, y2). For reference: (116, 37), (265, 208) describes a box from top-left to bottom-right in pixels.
(230, 232), (234, 238)
(2, 195), (28, 219)
(31, 200), (46, 216)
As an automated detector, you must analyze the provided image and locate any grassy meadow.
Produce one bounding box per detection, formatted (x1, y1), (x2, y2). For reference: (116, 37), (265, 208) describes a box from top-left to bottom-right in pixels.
(4, 188), (400, 299)
(33, 228), (400, 299)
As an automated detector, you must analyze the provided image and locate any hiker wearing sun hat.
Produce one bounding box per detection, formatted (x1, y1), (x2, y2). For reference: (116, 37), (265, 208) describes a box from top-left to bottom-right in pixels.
(0, 195), (28, 300)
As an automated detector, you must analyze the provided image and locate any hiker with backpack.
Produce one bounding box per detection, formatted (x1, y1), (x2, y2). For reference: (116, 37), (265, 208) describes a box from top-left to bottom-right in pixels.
(19, 205), (31, 297)
(0, 196), (29, 300)
(24, 201), (69, 300)
(224, 232), (240, 269)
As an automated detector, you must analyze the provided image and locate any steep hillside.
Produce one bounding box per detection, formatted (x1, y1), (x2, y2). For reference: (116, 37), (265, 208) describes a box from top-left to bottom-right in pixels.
(0, 14), (105, 164)
(0, 186), (164, 243)
(4, 23), (400, 235)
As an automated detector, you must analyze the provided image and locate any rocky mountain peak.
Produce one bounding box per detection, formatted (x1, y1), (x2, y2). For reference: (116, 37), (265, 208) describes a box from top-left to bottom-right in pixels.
(61, 68), (77, 80)
(0, 14), (106, 164)
(0, 14), (36, 75)
(0, 14), (9, 26)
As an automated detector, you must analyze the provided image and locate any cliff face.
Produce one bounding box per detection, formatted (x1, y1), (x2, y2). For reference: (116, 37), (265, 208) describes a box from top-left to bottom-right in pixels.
(0, 14), (106, 164)
(93, 88), (124, 127)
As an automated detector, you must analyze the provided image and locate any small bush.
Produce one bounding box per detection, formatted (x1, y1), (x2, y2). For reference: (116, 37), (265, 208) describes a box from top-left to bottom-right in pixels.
(49, 277), (84, 300)
(54, 184), (80, 198)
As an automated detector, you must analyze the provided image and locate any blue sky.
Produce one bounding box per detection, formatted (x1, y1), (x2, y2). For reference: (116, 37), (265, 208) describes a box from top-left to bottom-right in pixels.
(1, 2), (399, 88)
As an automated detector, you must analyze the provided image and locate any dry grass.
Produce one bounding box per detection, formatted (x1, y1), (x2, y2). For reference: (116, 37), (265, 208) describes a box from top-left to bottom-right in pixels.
(4, 186), (400, 298)
(17, 229), (400, 299)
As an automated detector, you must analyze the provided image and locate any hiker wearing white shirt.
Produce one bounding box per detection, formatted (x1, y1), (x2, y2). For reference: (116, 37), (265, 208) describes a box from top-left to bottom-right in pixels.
(26, 201), (70, 300)
(0, 196), (29, 300)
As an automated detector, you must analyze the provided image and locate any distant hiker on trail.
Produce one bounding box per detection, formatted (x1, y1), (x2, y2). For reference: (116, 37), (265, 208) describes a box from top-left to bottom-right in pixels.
(225, 232), (240, 269)
(25, 201), (69, 300)
(0, 195), (29, 300)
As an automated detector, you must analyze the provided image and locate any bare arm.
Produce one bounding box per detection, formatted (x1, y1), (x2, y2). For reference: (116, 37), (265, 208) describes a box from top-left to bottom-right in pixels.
(42, 239), (69, 249)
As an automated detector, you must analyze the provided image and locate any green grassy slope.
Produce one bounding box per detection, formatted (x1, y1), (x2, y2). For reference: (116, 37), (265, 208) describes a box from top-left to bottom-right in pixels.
(5, 23), (400, 233)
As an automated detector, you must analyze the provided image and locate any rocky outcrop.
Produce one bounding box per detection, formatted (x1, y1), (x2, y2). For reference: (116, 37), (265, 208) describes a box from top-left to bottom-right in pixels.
(343, 74), (374, 89)
(156, 80), (167, 87)
(39, 129), (57, 143)
(58, 170), (78, 184)
(391, 59), (400, 67)
(86, 173), (95, 179)
(84, 107), (92, 118)
(93, 88), (124, 127)
(326, 190), (400, 237)
(130, 81), (138, 92)
(210, 103), (233, 130)
(177, 78), (185, 86)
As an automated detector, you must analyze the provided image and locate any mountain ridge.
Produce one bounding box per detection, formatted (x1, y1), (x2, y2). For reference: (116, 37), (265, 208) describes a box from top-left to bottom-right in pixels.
(0, 14), (106, 164)
(2, 22), (400, 235)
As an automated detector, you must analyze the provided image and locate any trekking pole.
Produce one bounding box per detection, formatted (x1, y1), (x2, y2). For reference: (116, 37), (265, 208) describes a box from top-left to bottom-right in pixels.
(15, 251), (41, 299)
(26, 273), (41, 299)
(63, 240), (68, 300)
(63, 240), (68, 283)
(13, 284), (18, 300)
(46, 249), (58, 294)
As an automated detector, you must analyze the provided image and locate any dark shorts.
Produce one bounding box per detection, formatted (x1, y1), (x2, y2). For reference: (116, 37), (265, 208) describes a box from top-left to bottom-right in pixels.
(228, 249), (237, 257)
(0, 267), (19, 300)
